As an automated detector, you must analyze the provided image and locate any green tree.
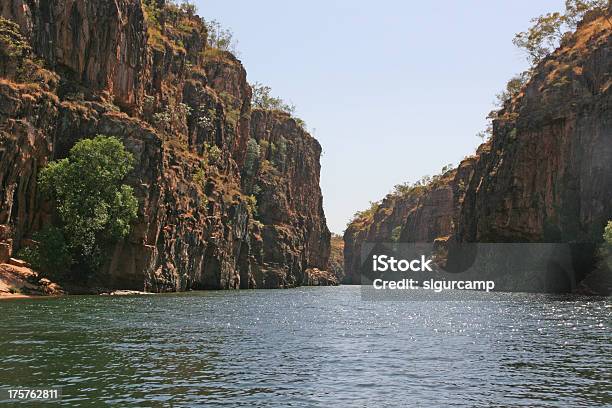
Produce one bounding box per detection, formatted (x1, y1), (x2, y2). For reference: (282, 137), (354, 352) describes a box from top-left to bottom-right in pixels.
(38, 135), (138, 272)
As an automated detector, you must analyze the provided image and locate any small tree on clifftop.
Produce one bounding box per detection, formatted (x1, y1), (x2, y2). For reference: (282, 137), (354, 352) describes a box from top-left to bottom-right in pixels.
(513, 0), (608, 65)
(251, 82), (296, 114)
(205, 19), (238, 54)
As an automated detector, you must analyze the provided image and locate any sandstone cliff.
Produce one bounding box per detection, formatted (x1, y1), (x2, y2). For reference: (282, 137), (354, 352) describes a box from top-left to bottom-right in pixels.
(0, 0), (332, 291)
(456, 14), (611, 245)
(343, 187), (424, 284)
(343, 12), (611, 292)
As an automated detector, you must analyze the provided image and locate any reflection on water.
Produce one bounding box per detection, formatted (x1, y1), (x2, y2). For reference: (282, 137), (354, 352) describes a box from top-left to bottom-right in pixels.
(0, 287), (610, 406)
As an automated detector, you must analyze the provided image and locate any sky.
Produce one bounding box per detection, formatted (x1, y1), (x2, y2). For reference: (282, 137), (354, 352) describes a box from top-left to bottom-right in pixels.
(195, 0), (565, 234)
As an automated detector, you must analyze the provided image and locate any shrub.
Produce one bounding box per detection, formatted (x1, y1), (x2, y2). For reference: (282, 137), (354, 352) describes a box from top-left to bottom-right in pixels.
(38, 135), (138, 272)
(0, 17), (51, 84)
(350, 201), (380, 225)
(193, 167), (206, 186)
(243, 138), (260, 177)
(207, 144), (222, 164)
(17, 227), (72, 278)
(245, 195), (258, 217)
(391, 226), (402, 242)
(153, 100), (192, 136)
(0, 17), (31, 59)
(495, 72), (530, 106)
(294, 118), (307, 130)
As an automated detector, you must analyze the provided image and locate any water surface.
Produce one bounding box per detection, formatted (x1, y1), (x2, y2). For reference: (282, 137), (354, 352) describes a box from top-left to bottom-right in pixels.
(0, 286), (610, 406)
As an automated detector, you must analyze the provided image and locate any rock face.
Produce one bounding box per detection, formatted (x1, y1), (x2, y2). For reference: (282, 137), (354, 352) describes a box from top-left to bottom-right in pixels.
(342, 163), (478, 284)
(247, 109), (331, 287)
(343, 189), (424, 284)
(456, 14), (612, 245)
(343, 12), (611, 292)
(0, 1), (331, 291)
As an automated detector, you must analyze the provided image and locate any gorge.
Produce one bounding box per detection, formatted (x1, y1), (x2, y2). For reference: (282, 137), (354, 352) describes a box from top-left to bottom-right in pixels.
(0, 1), (610, 296)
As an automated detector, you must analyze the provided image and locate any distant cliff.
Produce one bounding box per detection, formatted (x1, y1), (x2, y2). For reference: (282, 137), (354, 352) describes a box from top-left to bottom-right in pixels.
(0, 0), (333, 291)
(344, 12), (611, 293)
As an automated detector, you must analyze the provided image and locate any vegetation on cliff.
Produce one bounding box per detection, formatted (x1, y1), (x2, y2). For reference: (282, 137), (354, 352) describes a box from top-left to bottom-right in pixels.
(513, 0), (608, 65)
(344, 2), (611, 293)
(0, 0), (331, 291)
(478, 0), (608, 141)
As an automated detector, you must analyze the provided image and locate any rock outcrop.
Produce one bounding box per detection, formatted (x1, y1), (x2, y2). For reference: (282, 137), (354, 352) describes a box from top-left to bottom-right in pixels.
(0, 261), (63, 297)
(247, 109), (331, 287)
(0, 1), (331, 291)
(343, 12), (611, 292)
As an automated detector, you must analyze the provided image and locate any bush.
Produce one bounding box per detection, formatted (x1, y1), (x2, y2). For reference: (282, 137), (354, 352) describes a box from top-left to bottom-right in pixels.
(495, 72), (530, 107)
(17, 227), (72, 278)
(349, 201), (380, 225)
(38, 135), (138, 272)
(207, 144), (222, 164)
(391, 226), (402, 242)
(245, 195), (258, 217)
(243, 138), (260, 177)
(193, 167), (206, 186)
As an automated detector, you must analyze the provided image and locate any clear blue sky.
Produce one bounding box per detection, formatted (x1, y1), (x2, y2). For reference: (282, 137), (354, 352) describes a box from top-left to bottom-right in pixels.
(195, 0), (564, 234)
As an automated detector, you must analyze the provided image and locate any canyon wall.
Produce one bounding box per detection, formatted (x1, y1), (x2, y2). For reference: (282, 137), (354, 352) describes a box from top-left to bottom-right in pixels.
(0, 0), (332, 291)
(344, 12), (611, 291)
(343, 187), (424, 284)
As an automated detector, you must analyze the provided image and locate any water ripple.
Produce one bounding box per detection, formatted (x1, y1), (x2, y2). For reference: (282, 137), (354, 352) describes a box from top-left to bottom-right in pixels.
(0, 287), (610, 406)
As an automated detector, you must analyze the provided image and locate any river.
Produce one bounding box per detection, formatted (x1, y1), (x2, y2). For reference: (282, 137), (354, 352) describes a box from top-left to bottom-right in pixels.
(0, 286), (610, 406)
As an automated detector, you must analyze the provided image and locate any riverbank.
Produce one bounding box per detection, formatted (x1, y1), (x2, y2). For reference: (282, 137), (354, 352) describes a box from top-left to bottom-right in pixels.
(0, 260), (339, 299)
(0, 260), (63, 298)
